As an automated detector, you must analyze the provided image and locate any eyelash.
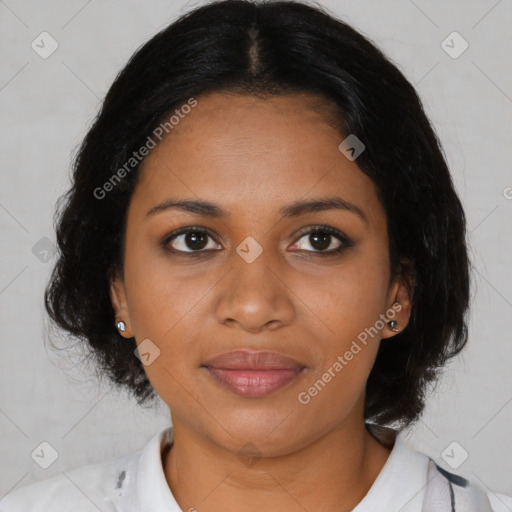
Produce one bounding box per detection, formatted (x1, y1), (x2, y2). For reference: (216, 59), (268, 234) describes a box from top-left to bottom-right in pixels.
(161, 225), (354, 257)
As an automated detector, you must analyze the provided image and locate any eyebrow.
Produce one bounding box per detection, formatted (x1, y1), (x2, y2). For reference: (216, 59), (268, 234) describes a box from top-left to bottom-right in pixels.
(146, 196), (368, 224)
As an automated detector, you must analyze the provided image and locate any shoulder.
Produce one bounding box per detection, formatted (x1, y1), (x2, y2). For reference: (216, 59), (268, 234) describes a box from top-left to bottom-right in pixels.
(488, 492), (512, 512)
(0, 450), (141, 512)
(424, 457), (512, 512)
(369, 424), (512, 512)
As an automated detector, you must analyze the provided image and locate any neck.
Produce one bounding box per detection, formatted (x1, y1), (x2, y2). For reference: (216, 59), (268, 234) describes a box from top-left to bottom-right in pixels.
(163, 418), (394, 512)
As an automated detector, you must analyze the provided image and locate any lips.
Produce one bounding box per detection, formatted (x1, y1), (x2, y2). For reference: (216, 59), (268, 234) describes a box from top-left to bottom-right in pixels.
(202, 350), (305, 398)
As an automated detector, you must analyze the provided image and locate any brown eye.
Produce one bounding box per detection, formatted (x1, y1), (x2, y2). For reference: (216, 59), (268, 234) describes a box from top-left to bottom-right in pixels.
(164, 227), (221, 253)
(290, 226), (353, 255)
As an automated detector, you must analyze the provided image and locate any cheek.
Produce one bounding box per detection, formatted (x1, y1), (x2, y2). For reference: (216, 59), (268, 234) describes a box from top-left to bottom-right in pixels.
(306, 248), (389, 339)
(295, 271), (386, 418)
(296, 244), (389, 385)
(123, 254), (207, 402)
(123, 237), (210, 338)
(120, 254), (207, 402)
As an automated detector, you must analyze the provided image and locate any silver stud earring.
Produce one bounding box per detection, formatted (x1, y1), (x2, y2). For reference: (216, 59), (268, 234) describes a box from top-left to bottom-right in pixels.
(116, 321), (126, 332)
(387, 320), (399, 332)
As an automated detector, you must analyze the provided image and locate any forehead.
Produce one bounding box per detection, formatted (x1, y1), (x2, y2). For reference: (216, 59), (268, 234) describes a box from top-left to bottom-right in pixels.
(131, 92), (384, 227)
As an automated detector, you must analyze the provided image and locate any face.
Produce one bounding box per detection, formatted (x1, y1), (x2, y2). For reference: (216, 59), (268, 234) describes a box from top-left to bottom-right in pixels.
(110, 92), (411, 456)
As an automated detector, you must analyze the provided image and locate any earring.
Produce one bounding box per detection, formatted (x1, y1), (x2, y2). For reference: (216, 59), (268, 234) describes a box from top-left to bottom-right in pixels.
(116, 321), (126, 332)
(387, 320), (399, 332)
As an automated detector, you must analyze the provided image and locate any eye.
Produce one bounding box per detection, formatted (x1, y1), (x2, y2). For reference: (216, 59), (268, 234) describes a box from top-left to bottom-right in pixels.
(162, 225), (353, 256)
(290, 226), (353, 255)
(163, 227), (221, 253)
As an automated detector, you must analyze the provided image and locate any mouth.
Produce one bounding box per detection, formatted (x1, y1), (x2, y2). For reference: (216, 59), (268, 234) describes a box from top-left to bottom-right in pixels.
(201, 350), (306, 398)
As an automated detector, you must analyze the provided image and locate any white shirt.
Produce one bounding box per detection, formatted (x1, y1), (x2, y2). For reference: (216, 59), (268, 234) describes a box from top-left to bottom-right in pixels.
(1, 426), (510, 511)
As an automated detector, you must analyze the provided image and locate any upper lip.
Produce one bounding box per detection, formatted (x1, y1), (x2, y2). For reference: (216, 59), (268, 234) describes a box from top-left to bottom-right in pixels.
(202, 350), (305, 371)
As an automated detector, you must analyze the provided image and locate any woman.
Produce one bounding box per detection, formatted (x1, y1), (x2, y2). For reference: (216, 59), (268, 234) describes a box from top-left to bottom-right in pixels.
(1, 1), (510, 510)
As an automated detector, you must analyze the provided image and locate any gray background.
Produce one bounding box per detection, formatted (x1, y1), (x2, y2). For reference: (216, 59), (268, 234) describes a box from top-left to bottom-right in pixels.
(1, 0), (511, 501)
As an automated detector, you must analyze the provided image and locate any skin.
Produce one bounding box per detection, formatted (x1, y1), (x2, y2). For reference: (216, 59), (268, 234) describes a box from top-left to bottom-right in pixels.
(110, 91), (412, 512)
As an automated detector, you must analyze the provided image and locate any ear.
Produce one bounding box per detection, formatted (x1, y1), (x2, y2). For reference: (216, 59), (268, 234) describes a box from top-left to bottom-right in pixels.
(109, 271), (134, 338)
(381, 260), (414, 340)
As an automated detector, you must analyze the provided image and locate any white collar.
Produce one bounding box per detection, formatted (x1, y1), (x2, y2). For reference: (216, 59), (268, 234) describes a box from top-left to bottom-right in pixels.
(352, 433), (429, 511)
(135, 426), (180, 511)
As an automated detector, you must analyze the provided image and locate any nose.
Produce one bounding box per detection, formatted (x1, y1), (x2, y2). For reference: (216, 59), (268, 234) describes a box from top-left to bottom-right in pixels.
(214, 242), (295, 333)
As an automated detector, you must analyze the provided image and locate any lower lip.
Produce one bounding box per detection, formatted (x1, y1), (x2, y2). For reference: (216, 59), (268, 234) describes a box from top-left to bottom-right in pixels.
(204, 367), (303, 398)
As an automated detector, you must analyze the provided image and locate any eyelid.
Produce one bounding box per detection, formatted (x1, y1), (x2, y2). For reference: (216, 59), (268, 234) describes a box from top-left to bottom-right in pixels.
(293, 224), (353, 246)
(161, 225), (221, 251)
